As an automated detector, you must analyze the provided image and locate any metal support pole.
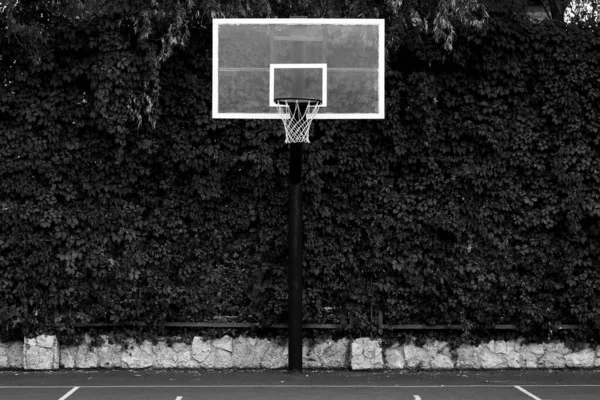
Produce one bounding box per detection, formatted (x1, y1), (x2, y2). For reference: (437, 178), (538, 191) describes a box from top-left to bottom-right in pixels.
(288, 18), (307, 373)
(288, 142), (303, 372)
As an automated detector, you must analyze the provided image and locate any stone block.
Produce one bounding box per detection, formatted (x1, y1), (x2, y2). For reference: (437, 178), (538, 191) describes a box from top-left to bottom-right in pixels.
(304, 338), (349, 369)
(539, 351), (566, 368)
(191, 336), (233, 369)
(153, 341), (178, 369)
(519, 352), (539, 369)
(404, 343), (429, 369)
(59, 346), (77, 368)
(260, 340), (287, 369)
(565, 348), (594, 368)
(384, 342), (405, 369)
(191, 337), (211, 364)
(430, 353), (454, 369)
(351, 338), (383, 370)
(480, 347), (507, 369)
(0, 342), (21, 369)
(506, 351), (521, 369)
(0, 343), (9, 368)
(303, 339), (318, 368)
(455, 345), (481, 369)
(232, 337), (270, 369)
(97, 336), (123, 369)
(121, 340), (155, 369)
(8, 341), (23, 369)
(23, 335), (59, 370)
(172, 343), (200, 368)
(213, 336), (234, 368)
(75, 335), (99, 369)
(322, 338), (350, 369)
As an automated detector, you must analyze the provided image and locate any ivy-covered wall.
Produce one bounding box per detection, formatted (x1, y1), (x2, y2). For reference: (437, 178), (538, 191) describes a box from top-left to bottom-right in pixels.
(1, 15), (600, 341)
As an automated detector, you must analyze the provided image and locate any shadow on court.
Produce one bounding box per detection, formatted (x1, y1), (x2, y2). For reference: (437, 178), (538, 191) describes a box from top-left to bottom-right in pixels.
(1, 369), (599, 399)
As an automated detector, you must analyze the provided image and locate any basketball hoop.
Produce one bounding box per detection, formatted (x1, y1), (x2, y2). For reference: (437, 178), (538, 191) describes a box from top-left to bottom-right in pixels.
(275, 98), (322, 144)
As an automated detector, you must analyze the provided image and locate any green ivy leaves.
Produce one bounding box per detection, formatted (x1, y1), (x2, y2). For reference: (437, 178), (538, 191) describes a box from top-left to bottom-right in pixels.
(1, 16), (600, 342)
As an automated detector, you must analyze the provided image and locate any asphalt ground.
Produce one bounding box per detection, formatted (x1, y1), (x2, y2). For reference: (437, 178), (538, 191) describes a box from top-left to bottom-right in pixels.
(1, 369), (599, 399)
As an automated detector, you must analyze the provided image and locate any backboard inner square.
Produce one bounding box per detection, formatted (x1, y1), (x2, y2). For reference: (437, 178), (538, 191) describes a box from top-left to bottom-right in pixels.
(269, 64), (328, 107)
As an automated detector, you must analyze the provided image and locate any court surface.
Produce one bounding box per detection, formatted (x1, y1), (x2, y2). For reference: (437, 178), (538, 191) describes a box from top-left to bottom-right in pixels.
(1, 369), (599, 400)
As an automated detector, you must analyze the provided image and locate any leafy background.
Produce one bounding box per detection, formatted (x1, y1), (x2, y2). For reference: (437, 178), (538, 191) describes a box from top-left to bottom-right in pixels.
(1, 13), (600, 342)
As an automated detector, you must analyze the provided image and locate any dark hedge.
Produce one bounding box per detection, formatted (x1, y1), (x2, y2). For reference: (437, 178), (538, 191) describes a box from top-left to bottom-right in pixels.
(1, 15), (600, 341)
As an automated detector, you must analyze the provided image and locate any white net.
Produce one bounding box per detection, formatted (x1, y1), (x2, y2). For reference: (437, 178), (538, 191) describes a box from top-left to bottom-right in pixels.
(275, 99), (322, 143)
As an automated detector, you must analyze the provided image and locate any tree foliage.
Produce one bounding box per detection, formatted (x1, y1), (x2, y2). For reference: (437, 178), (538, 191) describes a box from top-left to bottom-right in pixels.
(565, 0), (600, 22)
(1, 0), (490, 61)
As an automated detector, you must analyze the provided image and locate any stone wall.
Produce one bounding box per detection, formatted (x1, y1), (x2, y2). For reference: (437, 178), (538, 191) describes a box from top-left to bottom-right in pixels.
(2, 335), (600, 370)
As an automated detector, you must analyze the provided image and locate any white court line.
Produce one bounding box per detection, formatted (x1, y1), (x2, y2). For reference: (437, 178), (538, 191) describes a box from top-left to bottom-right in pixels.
(0, 385), (513, 389)
(515, 386), (543, 400)
(2, 384), (600, 389)
(58, 387), (79, 400)
(521, 384), (600, 387)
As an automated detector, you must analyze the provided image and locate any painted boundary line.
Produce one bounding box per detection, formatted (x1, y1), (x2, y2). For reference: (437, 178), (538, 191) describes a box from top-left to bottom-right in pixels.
(521, 385), (600, 387)
(58, 387), (79, 400)
(2, 384), (600, 389)
(515, 386), (542, 400)
(0, 384), (600, 390)
(1, 384), (595, 389)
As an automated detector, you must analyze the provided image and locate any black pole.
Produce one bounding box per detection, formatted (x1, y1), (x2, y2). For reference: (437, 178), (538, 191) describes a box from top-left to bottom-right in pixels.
(288, 142), (303, 372)
(288, 19), (307, 373)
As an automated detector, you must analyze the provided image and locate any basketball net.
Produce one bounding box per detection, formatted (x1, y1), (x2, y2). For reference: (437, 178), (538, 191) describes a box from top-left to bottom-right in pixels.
(275, 99), (321, 144)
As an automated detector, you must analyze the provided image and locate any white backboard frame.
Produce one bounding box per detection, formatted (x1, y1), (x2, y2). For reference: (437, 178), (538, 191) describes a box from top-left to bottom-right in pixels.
(212, 18), (385, 120)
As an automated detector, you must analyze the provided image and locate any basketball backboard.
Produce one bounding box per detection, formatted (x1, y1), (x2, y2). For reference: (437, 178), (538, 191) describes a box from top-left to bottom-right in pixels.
(212, 18), (385, 120)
